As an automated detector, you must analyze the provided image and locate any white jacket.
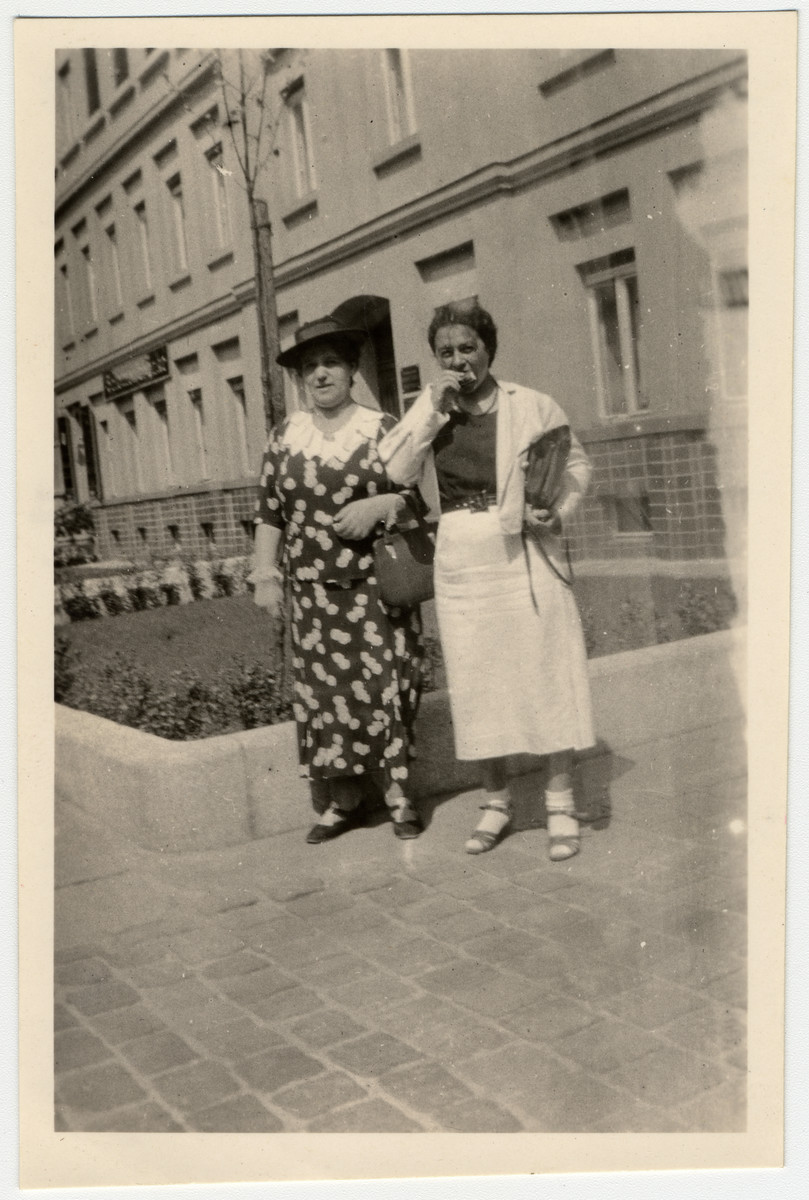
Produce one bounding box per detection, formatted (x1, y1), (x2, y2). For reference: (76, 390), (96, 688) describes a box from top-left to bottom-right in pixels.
(378, 380), (591, 536)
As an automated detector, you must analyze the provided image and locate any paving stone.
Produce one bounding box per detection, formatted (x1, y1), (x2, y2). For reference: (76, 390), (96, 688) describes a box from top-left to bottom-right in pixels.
(308, 1098), (423, 1132)
(173, 998), (247, 1037)
(292, 951), (379, 989)
(55, 1060), (146, 1112)
(331, 974), (420, 1017)
(235, 1046), (324, 1093)
(439, 1098), (524, 1132)
(65, 980), (140, 1016)
(465, 929), (546, 966)
(144, 978), (223, 1017)
(467, 884), (546, 918)
(54, 1027), (112, 1073)
(379, 1060), (474, 1115)
(509, 866), (580, 894)
(327, 1032), (422, 1077)
(587, 1100), (689, 1133)
(287, 1009), (368, 1049)
(214, 964), (299, 1005)
(102, 938), (173, 967)
(429, 909), (502, 943)
(55, 943), (106, 965)
(551, 961), (646, 1002)
(119, 1030), (198, 1076)
(365, 937), (462, 977)
(245, 915), (312, 952)
(55, 957), (114, 988)
(435, 871), (504, 901)
(607, 1043), (732, 1107)
(419, 960), (549, 1018)
(283, 889), (356, 918)
(202, 951), (273, 980)
(511, 901), (590, 936)
(658, 1005), (747, 1061)
(701, 969), (747, 1011)
(186, 1016), (287, 1060)
(363, 878), (433, 909)
(81, 1102), (184, 1132)
(675, 1078), (747, 1132)
(54, 1003), (79, 1031)
(263, 931), (344, 969)
(246, 987), (325, 1023)
(275, 1071), (367, 1119)
(307, 903), (396, 941)
(189, 1093), (284, 1132)
(86, 1003), (169, 1045)
(261, 875), (326, 903)
(402, 895), (469, 925)
(554, 1018), (666, 1074)
(500, 993), (599, 1044)
(649, 939), (746, 989)
(168, 926), (247, 964)
(601, 979), (709, 1030)
(214, 901), (287, 934)
(152, 1059), (242, 1113)
(122, 956), (196, 988)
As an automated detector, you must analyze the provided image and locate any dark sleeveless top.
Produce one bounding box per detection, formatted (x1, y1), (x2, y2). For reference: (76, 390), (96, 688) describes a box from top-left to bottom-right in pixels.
(433, 409), (497, 505)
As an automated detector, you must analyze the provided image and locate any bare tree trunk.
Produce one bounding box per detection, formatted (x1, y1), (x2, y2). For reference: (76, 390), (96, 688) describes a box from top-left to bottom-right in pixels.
(249, 196), (286, 434)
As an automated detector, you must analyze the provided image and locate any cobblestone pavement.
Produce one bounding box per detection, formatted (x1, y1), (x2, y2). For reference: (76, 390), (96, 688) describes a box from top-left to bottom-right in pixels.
(55, 717), (747, 1133)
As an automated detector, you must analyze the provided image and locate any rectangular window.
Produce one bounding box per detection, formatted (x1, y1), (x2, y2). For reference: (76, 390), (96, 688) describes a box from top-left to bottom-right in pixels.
(550, 189), (631, 241)
(133, 201), (153, 290)
(104, 224), (124, 310)
(78, 404), (103, 500)
(166, 174), (189, 272)
(227, 375), (250, 475)
(112, 48), (129, 88)
(82, 48), (100, 116)
(382, 49), (416, 144)
(152, 394), (174, 479)
(578, 250), (645, 418)
(206, 144), (232, 248)
(57, 63), (75, 147)
(56, 255), (75, 342)
(284, 79), (316, 197)
(119, 397), (143, 491)
(99, 418), (117, 497)
(189, 387), (208, 477)
(57, 416), (75, 498)
(80, 244), (98, 324)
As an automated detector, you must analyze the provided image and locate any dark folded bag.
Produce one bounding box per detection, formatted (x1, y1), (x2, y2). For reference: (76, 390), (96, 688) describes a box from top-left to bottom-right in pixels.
(524, 424), (571, 512)
(373, 506), (437, 608)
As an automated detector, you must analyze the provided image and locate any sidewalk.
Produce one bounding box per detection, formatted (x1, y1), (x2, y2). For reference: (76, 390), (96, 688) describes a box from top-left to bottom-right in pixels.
(55, 716), (747, 1134)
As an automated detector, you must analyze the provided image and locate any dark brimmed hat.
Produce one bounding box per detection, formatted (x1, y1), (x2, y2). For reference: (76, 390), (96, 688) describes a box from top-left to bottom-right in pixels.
(276, 314), (367, 369)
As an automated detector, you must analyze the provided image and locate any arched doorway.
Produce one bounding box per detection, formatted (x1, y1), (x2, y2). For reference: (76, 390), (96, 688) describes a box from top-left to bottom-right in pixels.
(330, 295), (401, 417)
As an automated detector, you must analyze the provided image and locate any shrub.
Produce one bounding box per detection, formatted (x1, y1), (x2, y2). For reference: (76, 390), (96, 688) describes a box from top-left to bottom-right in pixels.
(54, 632), (77, 702)
(228, 657), (290, 728)
(676, 579), (738, 637)
(61, 583), (102, 621)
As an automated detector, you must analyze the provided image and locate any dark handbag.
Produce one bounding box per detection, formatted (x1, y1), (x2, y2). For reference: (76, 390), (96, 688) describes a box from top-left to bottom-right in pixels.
(373, 509), (437, 608)
(522, 425), (574, 592)
(524, 424), (571, 511)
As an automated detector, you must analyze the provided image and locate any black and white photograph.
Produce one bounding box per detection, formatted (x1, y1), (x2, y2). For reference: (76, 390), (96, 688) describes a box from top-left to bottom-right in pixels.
(16, 9), (796, 1189)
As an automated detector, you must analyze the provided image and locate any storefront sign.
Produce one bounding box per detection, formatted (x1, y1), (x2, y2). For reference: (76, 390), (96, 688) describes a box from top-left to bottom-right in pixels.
(103, 346), (169, 400)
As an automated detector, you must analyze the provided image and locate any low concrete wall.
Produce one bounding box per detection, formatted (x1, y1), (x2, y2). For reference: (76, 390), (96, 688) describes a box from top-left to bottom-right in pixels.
(56, 628), (745, 852)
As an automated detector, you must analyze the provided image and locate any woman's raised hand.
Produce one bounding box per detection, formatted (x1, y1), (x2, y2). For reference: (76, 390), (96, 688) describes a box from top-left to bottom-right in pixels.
(334, 494), (404, 539)
(430, 370), (464, 413)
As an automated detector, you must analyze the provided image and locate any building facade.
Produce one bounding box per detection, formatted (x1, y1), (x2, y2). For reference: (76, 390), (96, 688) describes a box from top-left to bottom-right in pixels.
(55, 47), (748, 568)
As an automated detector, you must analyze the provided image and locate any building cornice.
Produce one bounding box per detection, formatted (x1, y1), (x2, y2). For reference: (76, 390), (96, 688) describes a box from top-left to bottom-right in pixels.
(55, 54), (219, 221)
(270, 56), (747, 289)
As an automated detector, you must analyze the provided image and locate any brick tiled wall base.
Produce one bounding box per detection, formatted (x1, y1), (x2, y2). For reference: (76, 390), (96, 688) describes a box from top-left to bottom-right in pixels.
(95, 487), (257, 563)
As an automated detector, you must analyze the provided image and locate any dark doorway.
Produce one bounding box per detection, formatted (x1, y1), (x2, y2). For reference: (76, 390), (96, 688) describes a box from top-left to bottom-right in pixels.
(330, 295), (401, 417)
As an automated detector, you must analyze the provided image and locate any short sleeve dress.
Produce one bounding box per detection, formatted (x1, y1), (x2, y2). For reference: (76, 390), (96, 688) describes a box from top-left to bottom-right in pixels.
(254, 405), (423, 786)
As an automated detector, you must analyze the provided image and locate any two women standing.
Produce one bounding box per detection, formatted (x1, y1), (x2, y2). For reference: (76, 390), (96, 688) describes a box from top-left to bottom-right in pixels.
(255, 302), (595, 861)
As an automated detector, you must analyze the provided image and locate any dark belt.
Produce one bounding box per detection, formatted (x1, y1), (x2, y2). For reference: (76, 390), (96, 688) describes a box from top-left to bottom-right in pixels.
(441, 491), (498, 514)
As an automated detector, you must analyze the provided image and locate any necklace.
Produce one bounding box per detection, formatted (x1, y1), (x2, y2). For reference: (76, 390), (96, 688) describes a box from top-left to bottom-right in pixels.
(460, 384), (499, 418)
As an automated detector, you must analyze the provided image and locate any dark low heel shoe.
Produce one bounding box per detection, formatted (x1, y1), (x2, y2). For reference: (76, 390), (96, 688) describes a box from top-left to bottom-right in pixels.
(305, 809), (356, 845)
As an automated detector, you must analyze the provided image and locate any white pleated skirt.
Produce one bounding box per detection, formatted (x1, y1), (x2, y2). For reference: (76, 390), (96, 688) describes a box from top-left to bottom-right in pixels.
(435, 509), (595, 761)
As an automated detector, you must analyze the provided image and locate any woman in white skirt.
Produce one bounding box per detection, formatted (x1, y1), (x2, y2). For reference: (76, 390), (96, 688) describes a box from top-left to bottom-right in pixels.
(379, 301), (595, 860)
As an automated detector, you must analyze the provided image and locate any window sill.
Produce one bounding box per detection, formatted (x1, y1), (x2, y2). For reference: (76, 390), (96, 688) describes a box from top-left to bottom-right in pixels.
(82, 326), (99, 341)
(109, 84), (136, 118)
(372, 132), (421, 175)
(579, 413), (707, 443)
(139, 50), (170, 87)
(83, 113), (106, 145)
(168, 273), (192, 293)
(282, 194), (318, 228)
(62, 341), (76, 353)
(109, 310), (125, 326)
(207, 250), (234, 272)
(136, 293), (156, 310)
(59, 143), (81, 170)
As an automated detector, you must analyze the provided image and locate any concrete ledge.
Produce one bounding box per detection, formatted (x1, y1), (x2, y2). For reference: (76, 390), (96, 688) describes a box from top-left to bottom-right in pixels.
(56, 628), (745, 852)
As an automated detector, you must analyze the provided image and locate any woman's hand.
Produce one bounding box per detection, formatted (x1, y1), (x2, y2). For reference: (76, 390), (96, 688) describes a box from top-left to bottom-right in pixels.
(251, 574), (284, 617)
(524, 506), (562, 536)
(430, 370), (464, 413)
(334, 494), (404, 540)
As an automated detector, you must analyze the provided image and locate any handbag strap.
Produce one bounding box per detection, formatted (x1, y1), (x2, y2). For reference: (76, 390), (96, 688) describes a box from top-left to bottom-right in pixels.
(521, 530), (573, 612)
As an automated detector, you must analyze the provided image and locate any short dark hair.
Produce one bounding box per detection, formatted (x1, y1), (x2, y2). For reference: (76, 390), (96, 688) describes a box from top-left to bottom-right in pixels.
(427, 300), (498, 364)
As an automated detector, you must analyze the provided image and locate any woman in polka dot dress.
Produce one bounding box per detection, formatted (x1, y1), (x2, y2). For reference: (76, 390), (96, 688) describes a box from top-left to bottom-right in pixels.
(252, 316), (424, 844)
